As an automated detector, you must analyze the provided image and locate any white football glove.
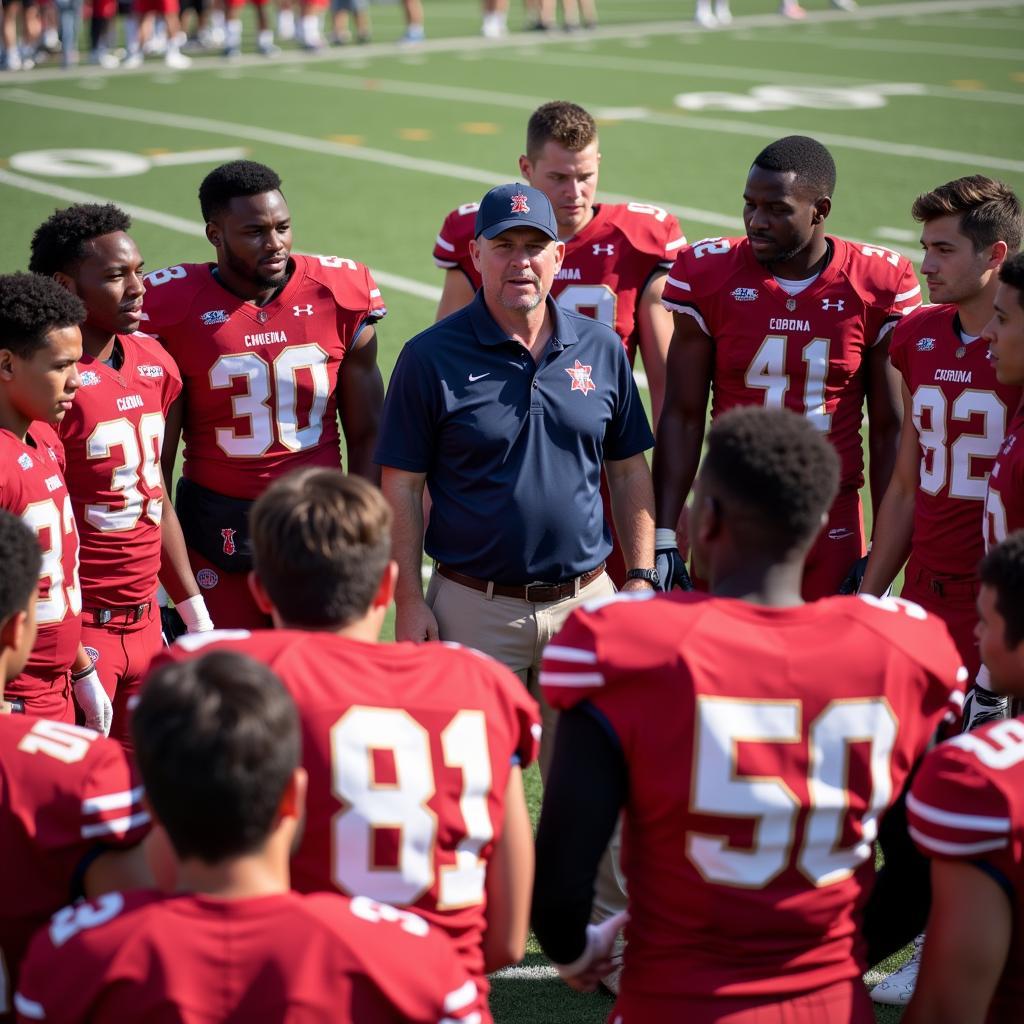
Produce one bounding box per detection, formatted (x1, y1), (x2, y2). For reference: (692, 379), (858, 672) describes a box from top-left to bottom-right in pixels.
(553, 910), (629, 985)
(73, 668), (113, 736)
(176, 595), (215, 633)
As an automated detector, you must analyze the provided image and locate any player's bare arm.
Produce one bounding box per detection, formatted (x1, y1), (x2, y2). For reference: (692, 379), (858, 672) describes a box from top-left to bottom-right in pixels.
(159, 392), (185, 498)
(635, 271), (673, 428)
(903, 859), (1011, 1024)
(380, 466), (439, 642)
(83, 841), (155, 897)
(605, 452), (656, 591)
(653, 314), (713, 542)
(482, 766), (533, 973)
(435, 269), (476, 322)
(861, 379), (918, 595)
(338, 326), (384, 485)
(865, 336), (904, 524)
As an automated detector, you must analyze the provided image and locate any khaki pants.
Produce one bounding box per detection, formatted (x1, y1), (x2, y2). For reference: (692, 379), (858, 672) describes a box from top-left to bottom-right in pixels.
(426, 567), (627, 922)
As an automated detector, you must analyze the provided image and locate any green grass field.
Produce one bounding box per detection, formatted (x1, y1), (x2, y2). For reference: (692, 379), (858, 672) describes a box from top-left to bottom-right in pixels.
(3, 0), (1022, 1017)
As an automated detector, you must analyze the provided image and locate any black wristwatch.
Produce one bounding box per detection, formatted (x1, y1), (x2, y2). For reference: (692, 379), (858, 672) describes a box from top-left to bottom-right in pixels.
(625, 567), (660, 587)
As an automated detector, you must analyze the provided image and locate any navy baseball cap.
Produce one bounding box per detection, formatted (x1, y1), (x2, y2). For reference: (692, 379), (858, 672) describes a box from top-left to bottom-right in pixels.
(474, 183), (558, 241)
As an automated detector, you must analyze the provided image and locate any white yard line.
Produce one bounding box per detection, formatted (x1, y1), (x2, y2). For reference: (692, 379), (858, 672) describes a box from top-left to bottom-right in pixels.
(0, 0), (1021, 86)
(0, 167), (441, 303)
(0, 90), (923, 262)
(779, 33), (1024, 60)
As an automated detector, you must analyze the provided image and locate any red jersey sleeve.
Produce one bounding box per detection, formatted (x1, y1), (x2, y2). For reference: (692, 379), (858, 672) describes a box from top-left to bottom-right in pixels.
(614, 203), (687, 268)
(432, 203), (481, 289)
(908, 727), (1017, 864)
(139, 263), (196, 338)
(886, 308), (916, 381)
(847, 245), (922, 346)
(660, 237), (740, 334)
(305, 254), (388, 336)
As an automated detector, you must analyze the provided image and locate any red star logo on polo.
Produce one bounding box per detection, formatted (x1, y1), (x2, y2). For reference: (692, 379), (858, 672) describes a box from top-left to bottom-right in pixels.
(566, 359), (596, 395)
(510, 193), (530, 214)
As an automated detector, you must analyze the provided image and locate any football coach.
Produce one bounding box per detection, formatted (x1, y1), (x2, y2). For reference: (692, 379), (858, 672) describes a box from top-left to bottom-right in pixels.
(376, 181), (656, 724)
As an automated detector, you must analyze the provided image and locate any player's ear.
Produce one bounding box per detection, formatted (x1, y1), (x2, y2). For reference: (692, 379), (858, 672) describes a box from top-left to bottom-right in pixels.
(518, 154), (532, 181)
(205, 221), (222, 249)
(812, 196), (831, 224)
(0, 348), (16, 381)
(247, 571), (274, 614)
(279, 766), (308, 823)
(52, 271), (80, 297)
(988, 240), (1009, 270)
(372, 561), (398, 611)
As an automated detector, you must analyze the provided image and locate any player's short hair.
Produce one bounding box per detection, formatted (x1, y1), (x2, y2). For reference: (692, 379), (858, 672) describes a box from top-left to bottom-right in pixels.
(0, 273), (85, 359)
(28, 203), (132, 276)
(998, 251), (1024, 309)
(912, 176), (1022, 254)
(250, 468), (391, 628)
(979, 531), (1024, 650)
(199, 160), (284, 222)
(751, 135), (837, 199)
(526, 101), (598, 160)
(702, 407), (840, 552)
(133, 651), (301, 864)
(0, 510), (41, 626)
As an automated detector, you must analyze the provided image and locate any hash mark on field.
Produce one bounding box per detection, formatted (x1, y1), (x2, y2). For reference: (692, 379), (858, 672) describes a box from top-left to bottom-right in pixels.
(329, 134), (365, 145)
(460, 122), (500, 135)
(399, 128), (433, 141)
(950, 79), (985, 90)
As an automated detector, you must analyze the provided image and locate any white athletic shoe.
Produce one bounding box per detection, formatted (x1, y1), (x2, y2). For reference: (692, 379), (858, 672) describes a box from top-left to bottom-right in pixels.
(870, 934), (923, 1005)
(714, 5), (733, 25)
(832, 0), (858, 9)
(121, 51), (144, 68)
(165, 49), (192, 68)
(694, 4), (718, 28)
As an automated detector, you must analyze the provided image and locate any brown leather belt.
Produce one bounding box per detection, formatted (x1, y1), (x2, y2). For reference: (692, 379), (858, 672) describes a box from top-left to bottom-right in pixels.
(84, 602), (151, 626)
(436, 562), (606, 602)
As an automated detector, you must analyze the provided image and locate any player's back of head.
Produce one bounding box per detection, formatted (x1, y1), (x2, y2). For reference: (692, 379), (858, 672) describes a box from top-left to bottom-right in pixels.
(250, 468), (391, 628)
(0, 509), (41, 626)
(980, 530), (1024, 650)
(133, 651), (300, 864)
(912, 175), (1022, 254)
(998, 250), (1024, 305)
(751, 135), (836, 199)
(0, 272), (85, 359)
(199, 160), (283, 222)
(28, 204), (132, 276)
(526, 100), (598, 159)
(702, 406), (840, 556)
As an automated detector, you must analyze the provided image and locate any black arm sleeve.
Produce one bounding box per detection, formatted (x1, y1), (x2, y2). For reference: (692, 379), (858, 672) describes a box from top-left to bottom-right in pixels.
(531, 704), (627, 966)
(863, 766), (932, 967)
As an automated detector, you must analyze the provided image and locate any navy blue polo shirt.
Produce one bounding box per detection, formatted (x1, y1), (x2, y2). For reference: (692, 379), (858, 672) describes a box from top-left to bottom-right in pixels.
(375, 291), (653, 584)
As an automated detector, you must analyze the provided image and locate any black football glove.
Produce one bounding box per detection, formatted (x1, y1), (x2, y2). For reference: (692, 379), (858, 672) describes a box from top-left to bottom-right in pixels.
(838, 554), (869, 595)
(655, 545), (694, 593)
(160, 604), (187, 646)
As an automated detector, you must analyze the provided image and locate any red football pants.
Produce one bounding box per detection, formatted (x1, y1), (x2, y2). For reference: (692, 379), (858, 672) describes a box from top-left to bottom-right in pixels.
(186, 546), (271, 630)
(900, 555), (981, 682)
(80, 603), (162, 752)
(610, 978), (874, 1024)
(11, 671), (73, 722)
(802, 487), (865, 601)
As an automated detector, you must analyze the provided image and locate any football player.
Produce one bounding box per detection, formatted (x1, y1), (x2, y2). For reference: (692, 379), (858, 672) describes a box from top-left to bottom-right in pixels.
(0, 273), (111, 731)
(14, 650), (485, 1024)
(0, 508), (150, 1023)
(656, 135), (920, 598)
(144, 160), (386, 630)
(29, 204), (215, 749)
(904, 531), (1024, 1024)
(153, 469), (539, 1001)
(433, 101), (683, 588)
(984, 253), (1024, 550)
(534, 407), (966, 1021)
(861, 178), (1021, 720)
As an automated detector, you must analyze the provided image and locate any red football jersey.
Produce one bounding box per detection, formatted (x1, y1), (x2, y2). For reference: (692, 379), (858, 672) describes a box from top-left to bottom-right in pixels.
(662, 235), (921, 492)
(541, 591), (965, 1006)
(0, 424), (82, 700)
(57, 334), (182, 607)
(433, 201), (686, 359)
(155, 629), (540, 984)
(15, 890), (485, 1024)
(985, 403), (1024, 549)
(141, 254), (387, 500)
(908, 718), (1024, 1024)
(0, 715), (148, 1017)
(889, 305), (1021, 577)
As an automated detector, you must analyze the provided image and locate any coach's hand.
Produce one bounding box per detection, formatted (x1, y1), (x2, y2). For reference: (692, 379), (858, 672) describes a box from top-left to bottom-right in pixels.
(73, 667), (114, 736)
(395, 598), (440, 643)
(655, 529), (694, 592)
